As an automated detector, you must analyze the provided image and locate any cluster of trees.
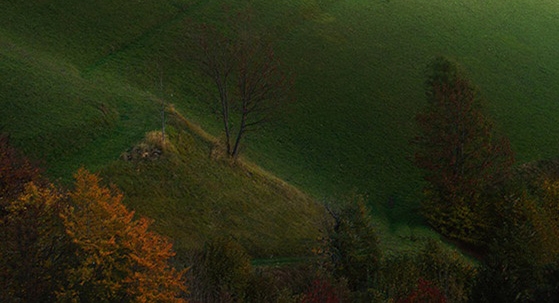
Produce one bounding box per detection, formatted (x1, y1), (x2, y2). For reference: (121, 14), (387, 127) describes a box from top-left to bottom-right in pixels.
(184, 195), (477, 303)
(183, 189), (558, 302)
(187, 55), (559, 302)
(308, 197), (477, 303)
(414, 56), (559, 301)
(186, 8), (559, 299)
(0, 135), (187, 302)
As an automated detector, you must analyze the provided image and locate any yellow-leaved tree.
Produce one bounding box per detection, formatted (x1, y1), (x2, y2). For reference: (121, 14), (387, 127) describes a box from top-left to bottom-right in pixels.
(59, 168), (187, 302)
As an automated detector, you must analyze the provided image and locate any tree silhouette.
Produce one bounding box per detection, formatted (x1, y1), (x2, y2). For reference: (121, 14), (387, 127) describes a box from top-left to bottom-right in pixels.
(0, 183), (71, 302)
(413, 56), (514, 245)
(194, 12), (294, 158)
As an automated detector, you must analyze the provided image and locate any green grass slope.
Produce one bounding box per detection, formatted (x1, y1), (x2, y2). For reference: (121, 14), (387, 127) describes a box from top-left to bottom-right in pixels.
(0, 31), (160, 178)
(0, 0), (327, 259)
(78, 0), (559, 220)
(2, 0), (559, 251)
(242, 0), (559, 213)
(100, 110), (325, 258)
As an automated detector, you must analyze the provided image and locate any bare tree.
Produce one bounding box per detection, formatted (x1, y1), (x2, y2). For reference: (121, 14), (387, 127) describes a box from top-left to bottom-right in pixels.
(157, 62), (166, 144)
(194, 16), (294, 158)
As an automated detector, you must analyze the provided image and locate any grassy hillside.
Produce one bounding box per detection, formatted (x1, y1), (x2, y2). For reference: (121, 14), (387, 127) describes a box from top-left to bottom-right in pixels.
(100, 109), (325, 258)
(241, 0), (559, 212)
(2, 0), (559, 253)
(0, 20), (161, 178)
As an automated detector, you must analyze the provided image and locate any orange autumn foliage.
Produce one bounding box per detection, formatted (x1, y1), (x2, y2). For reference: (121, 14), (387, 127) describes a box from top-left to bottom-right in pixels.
(0, 137), (187, 302)
(60, 168), (187, 302)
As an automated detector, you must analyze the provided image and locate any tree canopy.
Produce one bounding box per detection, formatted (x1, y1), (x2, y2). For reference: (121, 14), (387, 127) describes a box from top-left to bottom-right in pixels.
(0, 136), (187, 302)
(414, 56), (514, 245)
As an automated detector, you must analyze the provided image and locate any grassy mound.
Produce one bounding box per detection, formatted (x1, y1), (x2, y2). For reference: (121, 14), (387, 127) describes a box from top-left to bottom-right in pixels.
(101, 109), (326, 258)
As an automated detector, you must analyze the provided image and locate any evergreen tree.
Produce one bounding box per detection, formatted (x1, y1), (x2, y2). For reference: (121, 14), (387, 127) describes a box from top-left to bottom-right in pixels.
(324, 195), (381, 299)
(188, 238), (252, 302)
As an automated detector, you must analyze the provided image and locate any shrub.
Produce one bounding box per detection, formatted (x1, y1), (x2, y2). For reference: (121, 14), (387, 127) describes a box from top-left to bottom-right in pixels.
(121, 131), (174, 161)
(397, 279), (447, 303)
(471, 223), (543, 302)
(378, 252), (423, 300)
(471, 177), (559, 302)
(377, 240), (476, 303)
(417, 240), (476, 303)
(188, 237), (252, 302)
(244, 271), (278, 303)
(301, 279), (340, 303)
(323, 195), (381, 295)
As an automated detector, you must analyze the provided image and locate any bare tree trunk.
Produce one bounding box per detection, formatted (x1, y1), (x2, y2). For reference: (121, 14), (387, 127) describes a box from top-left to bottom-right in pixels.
(217, 78), (232, 155)
(159, 69), (165, 143)
(193, 15), (293, 159)
(231, 106), (248, 158)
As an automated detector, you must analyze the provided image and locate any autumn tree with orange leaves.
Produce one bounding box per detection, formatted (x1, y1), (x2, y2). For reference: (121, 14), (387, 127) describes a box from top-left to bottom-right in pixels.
(413, 56), (514, 246)
(59, 168), (188, 302)
(0, 134), (187, 301)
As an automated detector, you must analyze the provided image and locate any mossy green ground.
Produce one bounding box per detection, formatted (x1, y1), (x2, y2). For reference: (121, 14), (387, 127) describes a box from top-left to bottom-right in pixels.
(2, 0), (559, 255)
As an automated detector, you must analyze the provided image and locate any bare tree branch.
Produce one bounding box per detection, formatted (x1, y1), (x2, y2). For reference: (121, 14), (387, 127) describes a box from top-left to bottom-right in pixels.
(192, 10), (294, 158)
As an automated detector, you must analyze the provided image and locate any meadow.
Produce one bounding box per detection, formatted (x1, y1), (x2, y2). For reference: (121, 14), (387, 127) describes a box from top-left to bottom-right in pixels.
(2, 0), (559, 255)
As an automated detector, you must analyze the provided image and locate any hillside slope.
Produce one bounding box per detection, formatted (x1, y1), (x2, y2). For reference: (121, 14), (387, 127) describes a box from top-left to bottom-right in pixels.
(2, 0), (559, 249)
(0, 28), (160, 178)
(100, 109), (326, 258)
(0, 0), (327, 258)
